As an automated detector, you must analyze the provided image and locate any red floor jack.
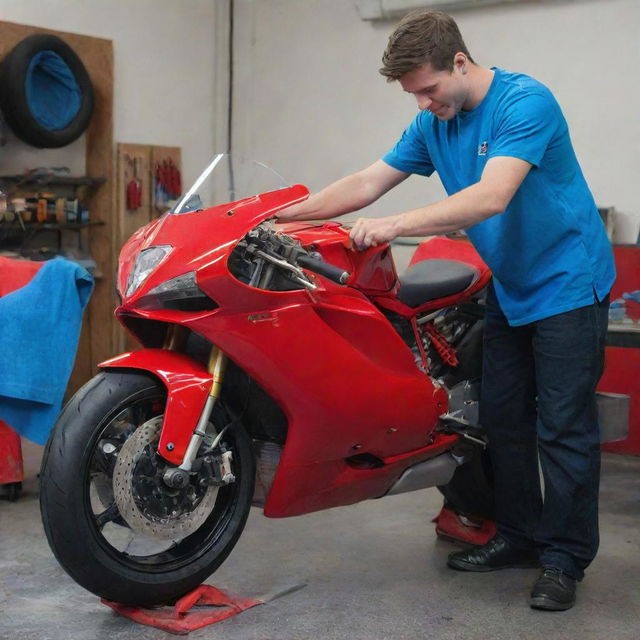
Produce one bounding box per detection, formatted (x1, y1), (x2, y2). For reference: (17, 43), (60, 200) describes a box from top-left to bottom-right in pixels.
(0, 257), (42, 501)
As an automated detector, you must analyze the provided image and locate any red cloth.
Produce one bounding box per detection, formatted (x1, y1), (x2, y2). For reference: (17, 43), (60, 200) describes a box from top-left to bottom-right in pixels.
(102, 585), (263, 635)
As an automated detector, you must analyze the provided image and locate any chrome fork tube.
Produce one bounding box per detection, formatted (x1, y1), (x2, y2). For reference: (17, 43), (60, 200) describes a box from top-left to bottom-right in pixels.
(178, 345), (227, 471)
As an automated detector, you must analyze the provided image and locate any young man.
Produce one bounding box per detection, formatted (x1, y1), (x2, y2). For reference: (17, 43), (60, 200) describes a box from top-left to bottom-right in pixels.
(277, 10), (614, 611)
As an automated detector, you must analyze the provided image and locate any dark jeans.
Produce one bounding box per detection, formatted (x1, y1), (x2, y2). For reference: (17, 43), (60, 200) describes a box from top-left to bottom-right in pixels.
(480, 282), (609, 580)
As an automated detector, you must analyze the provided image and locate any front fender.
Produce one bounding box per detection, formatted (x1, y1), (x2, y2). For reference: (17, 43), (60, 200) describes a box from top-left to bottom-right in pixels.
(100, 349), (212, 465)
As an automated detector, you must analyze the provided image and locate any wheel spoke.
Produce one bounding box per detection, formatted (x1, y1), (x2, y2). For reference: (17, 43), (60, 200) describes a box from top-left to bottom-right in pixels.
(123, 532), (178, 557)
(92, 440), (119, 474)
(95, 503), (122, 530)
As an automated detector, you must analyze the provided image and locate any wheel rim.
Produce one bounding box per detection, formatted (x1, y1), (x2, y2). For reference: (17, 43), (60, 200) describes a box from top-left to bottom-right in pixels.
(84, 388), (243, 571)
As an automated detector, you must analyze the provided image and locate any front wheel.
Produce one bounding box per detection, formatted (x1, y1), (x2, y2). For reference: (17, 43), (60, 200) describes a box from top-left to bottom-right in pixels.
(39, 371), (254, 606)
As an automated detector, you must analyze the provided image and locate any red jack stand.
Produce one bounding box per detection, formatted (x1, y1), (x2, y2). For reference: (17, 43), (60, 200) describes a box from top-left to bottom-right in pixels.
(433, 505), (496, 546)
(102, 583), (305, 635)
(0, 420), (23, 500)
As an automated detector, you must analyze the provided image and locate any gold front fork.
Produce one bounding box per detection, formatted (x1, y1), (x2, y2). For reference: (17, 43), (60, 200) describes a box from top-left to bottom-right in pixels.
(178, 344), (228, 471)
(207, 345), (227, 399)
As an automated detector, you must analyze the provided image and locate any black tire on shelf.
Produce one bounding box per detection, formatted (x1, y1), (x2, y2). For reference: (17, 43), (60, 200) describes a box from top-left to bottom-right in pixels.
(0, 34), (94, 148)
(39, 371), (255, 606)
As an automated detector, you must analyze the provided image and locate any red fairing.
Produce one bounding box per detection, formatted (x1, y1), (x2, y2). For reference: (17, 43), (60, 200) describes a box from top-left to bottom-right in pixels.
(110, 185), (493, 517)
(100, 350), (213, 466)
(188, 301), (450, 516)
(408, 235), (488, 269)
(117, 186), (309, 303)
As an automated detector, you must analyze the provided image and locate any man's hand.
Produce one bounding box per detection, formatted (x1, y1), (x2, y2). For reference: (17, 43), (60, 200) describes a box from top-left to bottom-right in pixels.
(349, 214), (404, 249)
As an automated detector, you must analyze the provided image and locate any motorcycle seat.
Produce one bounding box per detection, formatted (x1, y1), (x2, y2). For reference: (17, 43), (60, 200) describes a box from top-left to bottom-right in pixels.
(397, 259), (478, 308)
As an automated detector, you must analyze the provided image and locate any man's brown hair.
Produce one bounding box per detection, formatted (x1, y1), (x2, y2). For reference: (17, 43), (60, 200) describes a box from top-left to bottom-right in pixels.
(380, 10), (474, 81)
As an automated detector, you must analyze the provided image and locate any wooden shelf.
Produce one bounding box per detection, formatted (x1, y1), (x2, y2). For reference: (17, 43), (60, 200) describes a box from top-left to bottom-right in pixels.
(0, 221), (105, 235)
(26, 221), (105, 230)
(0, 174), (107, 188)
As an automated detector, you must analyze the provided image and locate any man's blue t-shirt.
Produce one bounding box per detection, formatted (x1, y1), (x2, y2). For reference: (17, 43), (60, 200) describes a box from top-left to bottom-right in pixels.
(383, 67), (615, 326)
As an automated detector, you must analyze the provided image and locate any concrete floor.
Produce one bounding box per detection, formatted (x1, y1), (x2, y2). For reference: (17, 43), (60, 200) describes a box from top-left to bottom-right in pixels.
(1, 445), (639, 640)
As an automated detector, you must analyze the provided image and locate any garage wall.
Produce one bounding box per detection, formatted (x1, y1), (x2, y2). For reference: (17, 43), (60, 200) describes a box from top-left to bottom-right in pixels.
(230, 0), (640, 243)
(0, 0), (217, 189)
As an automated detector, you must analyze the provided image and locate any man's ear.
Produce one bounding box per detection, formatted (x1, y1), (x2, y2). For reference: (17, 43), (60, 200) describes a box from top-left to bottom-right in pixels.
(453, 53), (468, 74)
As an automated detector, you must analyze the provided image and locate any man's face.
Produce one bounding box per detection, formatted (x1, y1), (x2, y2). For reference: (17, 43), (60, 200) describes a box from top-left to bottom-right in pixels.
(399, 61), (468, 121)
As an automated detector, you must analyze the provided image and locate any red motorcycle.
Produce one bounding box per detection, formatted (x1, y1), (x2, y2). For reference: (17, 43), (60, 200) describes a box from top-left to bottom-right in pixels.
(40, 155), (494, 606)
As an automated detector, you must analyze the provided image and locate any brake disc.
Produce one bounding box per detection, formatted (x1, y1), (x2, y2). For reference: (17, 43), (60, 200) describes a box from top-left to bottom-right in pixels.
(112, 416), (218, 540)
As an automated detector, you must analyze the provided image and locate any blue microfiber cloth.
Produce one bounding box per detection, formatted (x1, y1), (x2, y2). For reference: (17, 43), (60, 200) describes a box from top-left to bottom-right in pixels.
(0, 258), (93, 444)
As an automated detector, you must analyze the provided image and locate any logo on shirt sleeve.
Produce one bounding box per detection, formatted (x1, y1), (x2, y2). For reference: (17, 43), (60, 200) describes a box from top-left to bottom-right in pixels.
(478, 141), (489, 156)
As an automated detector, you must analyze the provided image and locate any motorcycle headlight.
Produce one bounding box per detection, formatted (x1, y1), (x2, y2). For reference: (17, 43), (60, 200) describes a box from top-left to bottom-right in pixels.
(126, 245), (173, 297)
(136, 271), (218, 311)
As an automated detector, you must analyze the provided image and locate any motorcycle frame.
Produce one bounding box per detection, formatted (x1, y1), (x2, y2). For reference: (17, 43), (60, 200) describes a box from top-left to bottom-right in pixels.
(102, 186), (490, 518)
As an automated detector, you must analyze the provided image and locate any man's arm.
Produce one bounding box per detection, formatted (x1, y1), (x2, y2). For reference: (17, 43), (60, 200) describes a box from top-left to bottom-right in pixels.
(349, 156), (532, 247)
(276, 160), (409, 221)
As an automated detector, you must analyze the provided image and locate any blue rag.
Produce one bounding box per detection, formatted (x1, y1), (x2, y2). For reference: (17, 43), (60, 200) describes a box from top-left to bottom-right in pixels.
(26, 50), (82, 131)
(0, 258), (94, 444)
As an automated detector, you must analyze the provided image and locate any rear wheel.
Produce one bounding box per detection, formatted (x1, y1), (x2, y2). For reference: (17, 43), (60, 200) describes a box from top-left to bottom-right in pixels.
(40, 371), (254, 606)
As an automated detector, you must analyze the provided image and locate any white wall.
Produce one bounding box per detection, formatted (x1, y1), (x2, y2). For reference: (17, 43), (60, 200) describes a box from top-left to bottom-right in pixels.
(231, 0), (640, 244)
(3, 1), (637, 243)
(0, 0), (217, 190)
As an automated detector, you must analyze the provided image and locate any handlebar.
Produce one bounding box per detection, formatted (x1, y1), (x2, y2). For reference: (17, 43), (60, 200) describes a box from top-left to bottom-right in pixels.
(297, 254), (351, 285)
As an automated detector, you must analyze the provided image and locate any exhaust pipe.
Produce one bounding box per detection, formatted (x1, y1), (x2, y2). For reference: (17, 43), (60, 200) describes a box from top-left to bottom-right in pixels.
(384, 452), (458, 496)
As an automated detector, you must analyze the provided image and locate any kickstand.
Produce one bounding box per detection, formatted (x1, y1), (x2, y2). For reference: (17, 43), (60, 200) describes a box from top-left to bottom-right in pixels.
(102, 582), (306, 635)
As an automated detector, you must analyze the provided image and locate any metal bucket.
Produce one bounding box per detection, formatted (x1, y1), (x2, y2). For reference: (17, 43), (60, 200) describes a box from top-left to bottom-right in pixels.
(596, 392), (630, 443)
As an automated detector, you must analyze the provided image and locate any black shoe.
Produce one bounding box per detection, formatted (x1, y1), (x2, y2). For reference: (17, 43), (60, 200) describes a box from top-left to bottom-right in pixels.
(447, 535), (540, 572)
(530, 567), (577, 611)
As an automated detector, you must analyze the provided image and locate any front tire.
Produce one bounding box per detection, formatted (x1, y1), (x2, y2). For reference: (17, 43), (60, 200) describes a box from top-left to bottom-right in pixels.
(40, 371), (254, 606)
